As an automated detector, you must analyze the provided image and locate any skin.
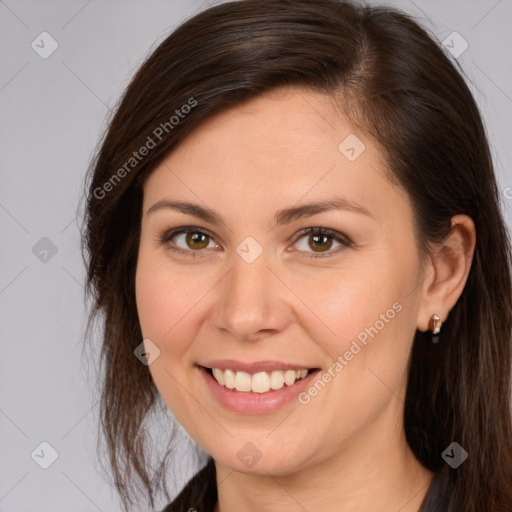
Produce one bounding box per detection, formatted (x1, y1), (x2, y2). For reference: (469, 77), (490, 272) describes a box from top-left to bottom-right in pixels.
(135, 87), (476, 512)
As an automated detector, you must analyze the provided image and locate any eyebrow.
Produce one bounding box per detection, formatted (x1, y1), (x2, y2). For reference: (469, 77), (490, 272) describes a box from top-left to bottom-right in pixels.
(146, 196), (374, 227)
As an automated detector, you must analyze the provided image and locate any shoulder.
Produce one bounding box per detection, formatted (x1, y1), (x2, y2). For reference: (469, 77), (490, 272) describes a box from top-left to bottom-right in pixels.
(160, 457), (217, 512)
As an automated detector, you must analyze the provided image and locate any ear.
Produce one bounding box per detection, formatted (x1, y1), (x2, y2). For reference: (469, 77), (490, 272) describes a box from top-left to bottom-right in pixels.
(416, 214), (476, 332)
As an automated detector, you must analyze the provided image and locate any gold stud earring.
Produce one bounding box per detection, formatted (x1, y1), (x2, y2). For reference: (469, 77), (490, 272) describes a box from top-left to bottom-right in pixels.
(431, 314), (442, 334)
(430, 314), (442, 343)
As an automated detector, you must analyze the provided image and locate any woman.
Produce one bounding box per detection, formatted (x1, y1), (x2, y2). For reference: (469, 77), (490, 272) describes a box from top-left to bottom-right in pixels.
(80, 0), (512, 510)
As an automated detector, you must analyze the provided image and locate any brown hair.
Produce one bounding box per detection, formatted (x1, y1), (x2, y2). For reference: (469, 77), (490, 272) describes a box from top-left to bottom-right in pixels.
(80, 0), (512, 510)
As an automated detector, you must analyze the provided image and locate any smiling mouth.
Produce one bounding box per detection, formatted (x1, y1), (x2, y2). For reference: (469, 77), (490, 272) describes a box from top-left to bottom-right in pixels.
(204, 367), (319, 393)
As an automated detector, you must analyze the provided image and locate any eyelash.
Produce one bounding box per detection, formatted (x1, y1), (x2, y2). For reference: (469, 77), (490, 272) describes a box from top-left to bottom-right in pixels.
(157, 226), (352, 259)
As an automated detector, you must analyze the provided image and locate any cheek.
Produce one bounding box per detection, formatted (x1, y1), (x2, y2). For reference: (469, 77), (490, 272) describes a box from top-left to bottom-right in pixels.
(292, 250), (418, 401)
(134, 250), (219, 412)
(135, 248), (204, 345)
(288, 272), (415, 455)
(135, 257), (200, 424)
(289, 260), (410, 352)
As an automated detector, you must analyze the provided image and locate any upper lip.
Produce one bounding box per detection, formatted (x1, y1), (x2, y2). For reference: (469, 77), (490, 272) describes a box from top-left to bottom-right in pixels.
(200, 359), (316, 373)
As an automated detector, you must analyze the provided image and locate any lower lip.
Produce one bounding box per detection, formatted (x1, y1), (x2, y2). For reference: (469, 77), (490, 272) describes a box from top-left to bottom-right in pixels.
(199, 366), (319, 414)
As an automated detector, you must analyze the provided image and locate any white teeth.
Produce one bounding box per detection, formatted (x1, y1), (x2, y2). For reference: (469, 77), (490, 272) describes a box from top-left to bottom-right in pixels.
(284, 369), (296, 385)
(234, 371), (252, 392)
(270, 370), (285, 390)
(210, 367), (310, 393)
(224, 369), (236, 389)
(252, 372), (271, 393)
(212, 368), (225, 386)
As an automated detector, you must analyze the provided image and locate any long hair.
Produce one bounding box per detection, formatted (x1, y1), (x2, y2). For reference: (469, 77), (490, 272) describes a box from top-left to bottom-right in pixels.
(80, 1), (512, 510)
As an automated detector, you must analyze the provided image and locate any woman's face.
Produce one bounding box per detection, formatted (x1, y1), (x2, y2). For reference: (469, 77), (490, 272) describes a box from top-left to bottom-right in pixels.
(135, 87), (428, 476)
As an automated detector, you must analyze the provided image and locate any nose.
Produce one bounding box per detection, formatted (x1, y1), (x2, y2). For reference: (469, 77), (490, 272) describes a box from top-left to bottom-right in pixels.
(210, 250), (292, 342)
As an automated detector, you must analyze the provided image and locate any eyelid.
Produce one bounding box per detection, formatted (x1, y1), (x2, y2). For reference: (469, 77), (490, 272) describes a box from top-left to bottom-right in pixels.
(157, 225), (352, 258)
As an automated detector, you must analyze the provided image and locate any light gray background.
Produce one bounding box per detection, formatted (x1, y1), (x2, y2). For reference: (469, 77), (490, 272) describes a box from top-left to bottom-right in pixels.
(1, 1), (511, 511)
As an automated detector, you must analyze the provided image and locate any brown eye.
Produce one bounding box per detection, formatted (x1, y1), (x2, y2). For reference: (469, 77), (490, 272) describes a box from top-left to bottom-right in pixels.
(160, 227), (218, 255)
(307, 233), (334, 252)
(292, 228), (351, 258)
(160, 226), (351, 259)
(184, 232), (210, 250)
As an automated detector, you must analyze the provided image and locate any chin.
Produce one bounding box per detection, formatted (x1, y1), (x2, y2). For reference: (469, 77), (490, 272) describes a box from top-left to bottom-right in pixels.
(211, 437), (316, 477)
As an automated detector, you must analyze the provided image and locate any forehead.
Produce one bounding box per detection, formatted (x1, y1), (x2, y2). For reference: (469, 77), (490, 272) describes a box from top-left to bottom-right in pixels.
(142, 87), (408, 228)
